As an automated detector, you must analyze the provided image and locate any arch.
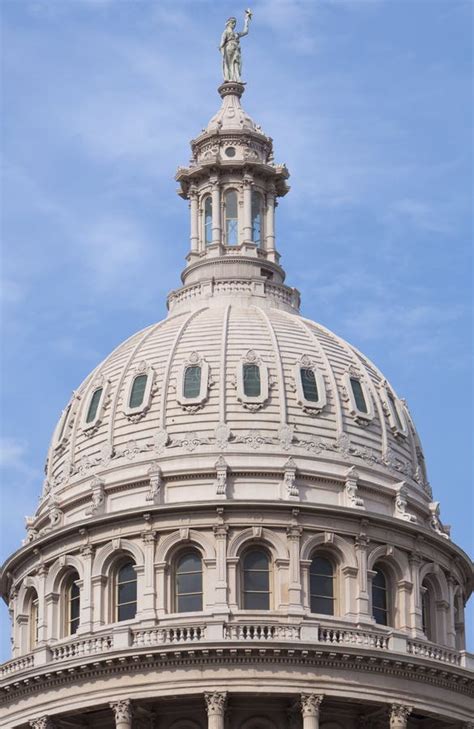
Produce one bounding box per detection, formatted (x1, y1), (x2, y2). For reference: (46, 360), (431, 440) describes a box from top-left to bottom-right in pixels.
(419, 562), (449, 602)
(155, 529), (216, 564)
(228, 527), (289, 562)
(16, 576), (41, 614)
(46, 554), (84, 594)
(367, 544), (410, 583)
(301, 533), (357, 569)
(92, 539), (145, 578)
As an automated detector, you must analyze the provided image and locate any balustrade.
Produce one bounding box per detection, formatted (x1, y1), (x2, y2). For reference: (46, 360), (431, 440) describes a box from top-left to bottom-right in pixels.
(407, 638), (462, 666)
(51, 635), (113, 661)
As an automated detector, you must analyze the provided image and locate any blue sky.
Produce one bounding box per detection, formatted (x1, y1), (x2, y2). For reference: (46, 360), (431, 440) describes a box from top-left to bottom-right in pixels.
(0, 0), (472, 659)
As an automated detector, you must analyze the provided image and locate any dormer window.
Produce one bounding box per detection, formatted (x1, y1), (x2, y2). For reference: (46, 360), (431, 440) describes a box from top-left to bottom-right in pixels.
(177, 352), (210, 410)
(243, 364), (261, 397)
(123, 363), (155, 420)
(82, 376), (110, 432)
(251, 191), (263, 244)
(381, 382), (408, 437)
(204, 195), (212, 245)
(86, 388), (103, 424)
(237, 350), (269, 411)
(225, 189), (238, 245)
(343, 370), (374, 424)
(294, 356), (326, 415)
(129, 374), (147, 409)
(53, 400), (72, 449)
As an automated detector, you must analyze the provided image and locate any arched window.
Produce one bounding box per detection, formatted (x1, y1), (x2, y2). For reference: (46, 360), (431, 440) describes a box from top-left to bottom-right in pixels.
(350, 378), (368, 414)
(225, 189), (238, 245)
(243, 363), (261, 397)
(183, 366), (201, 399)
(251, 191), (262, 244)
(116, 561), (137, 621)
(129, 374), (147, 409)
(242, 549), (270, 610)
(372, 566), (389, 626)
(29, 590), (39, 650)
(66, 572), (80, 636)
(175, 551), (203, 612)
(204, 195), (212, 245)
(421, 581), (433, 641)
(85, 387), (103, 424)
(309, 555), (334, 615)
(301, 368), (319, 402)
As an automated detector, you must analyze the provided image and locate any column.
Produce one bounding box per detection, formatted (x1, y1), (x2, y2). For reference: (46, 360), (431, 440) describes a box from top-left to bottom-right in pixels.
(300, 693), (323, 729)
(265, 186), (276, 257)
(205, 691), (227, 729)
(355, 534), (371, 621)
(287, 525), (303, 613)
(189, 187), (199, 254)
(30, 718), (55, 729)
(243, 177), (252, 243)
(211, 178), (221, 247)
(110, 699), (132, 729)
(389, 704), (411, 729)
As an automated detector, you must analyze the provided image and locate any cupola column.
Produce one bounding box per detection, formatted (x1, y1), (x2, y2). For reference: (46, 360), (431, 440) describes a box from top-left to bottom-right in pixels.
(265, 186), (276, 259)
(211, 177), (221, 247)
(389, 704), (412, 729)
(189, 187), (199, 254)
(243, 176), (252, 243)
(300, 693), (324, 729)
(205, 691), (227, 729)
(110, 699), (132, 729)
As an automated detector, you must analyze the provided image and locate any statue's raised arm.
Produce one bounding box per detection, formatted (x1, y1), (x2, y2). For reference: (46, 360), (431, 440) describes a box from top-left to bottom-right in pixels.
(220, 9), (252, 83)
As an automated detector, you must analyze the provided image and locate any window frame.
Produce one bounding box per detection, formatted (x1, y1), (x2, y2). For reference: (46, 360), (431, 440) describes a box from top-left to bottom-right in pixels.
(174, 549), (204, 614)
(294, 357), (327, 414)
(223, 188), (239, 246)
(251, 189), (264, 245)
(343, 370), (374, 424)
(29, 591), (39, 651)
(371, 564), (391, 627)
(236, 351), (269, 411)
(240, 547), (272, 611)
(81, 376), (110, 432)
(203, 194), (213, 246)
(176, 352), (210, 409)
(123, 362), (155, 419)
(308, 553), (336, 617)
(64, 571), (81, 637)
(115, 559), (138, 623)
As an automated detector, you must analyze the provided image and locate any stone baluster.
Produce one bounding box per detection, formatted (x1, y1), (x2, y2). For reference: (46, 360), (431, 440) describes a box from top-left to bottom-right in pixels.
(30, 717), (55, 729)
(205, 691), (227, 729)
(211, 177), (221, 247)
(110, 699), (132, 729)
(300, 693), (324, 729)
(389, 704), (411, 729)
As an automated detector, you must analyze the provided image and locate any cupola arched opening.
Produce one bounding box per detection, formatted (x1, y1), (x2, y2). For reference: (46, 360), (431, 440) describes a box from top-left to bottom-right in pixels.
(251, 190), (263, 244)
(224, 189), (238, 245)
(203, 195), (212, 246)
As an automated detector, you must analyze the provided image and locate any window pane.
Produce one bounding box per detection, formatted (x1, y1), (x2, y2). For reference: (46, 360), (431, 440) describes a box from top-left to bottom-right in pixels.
(178, 594), (203, 612)
(178, 552), (202, 573)
(251, 191), (261, 243)
(244, 550), (269, 570)
(310, 575), (333, 598)
(183, 366), (201, 398)
(243, 570), (270, 592)
(373, 607), (388, 626)
(243, 364), (261, 397)
(176, 552), (203, 613)
(204, 196), (212, 245)
(301, 368), (319, 402)
(243, 592), (269, 610)
(225, 190), (238, 245)
(310, 556), (333, 576)
(310, 596), (334, 615)
(118, 581), (137, 605)
(118, 563), (136, 583)
(129, 374), (147, 409)
(176, 572), (203, 595)
(86, 388), (102, 423)
(350, 378), (368, 413)
(118, 602), (137, 621)
(373, 569), (386, 590)
(372, 587), (387, 610)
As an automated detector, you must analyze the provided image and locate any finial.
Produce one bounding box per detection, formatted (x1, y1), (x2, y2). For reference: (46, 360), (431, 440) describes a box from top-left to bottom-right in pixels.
(219, 9), (253, 83)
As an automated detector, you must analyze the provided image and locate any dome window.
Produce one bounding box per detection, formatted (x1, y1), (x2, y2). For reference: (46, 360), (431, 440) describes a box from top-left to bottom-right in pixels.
(177, 352), (210, 410)
(251, 191), (263, 244)
(310, 556), (335, 616)
(184, 366), (201, 399)
(175, 551), (203, 613)
(204, 195), (212, 245)
(343, 368), (374, 424)
(242, 549), (270, 610)
(123, 362), (155, 420)
(81, 376), (110, 432)
(86, 388), (103, 424)
(224, 189), (238, 245)
(380, 381), (408, 437)
(237, 351), (269, 411)
(294, 356), (327, 414)
(116, 561), (137, 622)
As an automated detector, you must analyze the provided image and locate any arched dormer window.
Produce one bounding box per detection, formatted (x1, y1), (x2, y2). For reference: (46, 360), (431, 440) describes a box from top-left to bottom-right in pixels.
(82, 376), (109, 431)
(129, 374), (147, 409)
(237, 351), (269, 411)
(309, 555), (335, 616)
(204, 195), (212, 245)
(381, 382), (408, 437)
(343, 369), (374, 424)
(242, 549), (270, 610)
(85, 387), (102, 424)
(123, 363), (154, 420)
(177, 352), (210, 410)
(243, 363), (261, 397)
(184, 366), (201, 398)
(294, 357), (327, 414)
(350, 378), (368, 413)
(251, 191), (263, 244)
(175, 551), (203, 613)
(372, 565), (390, 626)
(66, 571), (80, 636)
(116, 561), (137, 622)
(224, 189), (238, 245)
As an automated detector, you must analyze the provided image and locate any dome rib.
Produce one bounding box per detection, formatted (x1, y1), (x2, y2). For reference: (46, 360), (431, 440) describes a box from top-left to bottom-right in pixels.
(218, 304), (232, 426)
(255, 306), (288, 426)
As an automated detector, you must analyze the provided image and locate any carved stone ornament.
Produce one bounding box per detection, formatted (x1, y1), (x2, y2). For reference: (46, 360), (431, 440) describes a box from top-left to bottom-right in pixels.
(234, 430), (272, 450)
(394, 482), (417, 523)
(293, 354), (327, 415)
(282, 457), (298, 499)
(153, 428), (169, 455)
(48, 497), (64, 529)
(146, 462), (163, 503)
(110, 699), (132, 722)
(214, 455), (228, 497)
(344, 466), (365, 509)
(24, 516), (38, 544)
(389, 704), (412, 728)
(85, 475), (105, 516)
(29, 718), (56, 729)
(300, 693), (324, 717)
(176, 351), (211, 412)
(429, 501), (450, 539)
(278, 423), (294, 451)
(204, 691), (228, 715)
(236, 349), (269, 412)
(123, 360), (157, 423)
(82, 375), (110, 437)
(215, 422), (232, 449)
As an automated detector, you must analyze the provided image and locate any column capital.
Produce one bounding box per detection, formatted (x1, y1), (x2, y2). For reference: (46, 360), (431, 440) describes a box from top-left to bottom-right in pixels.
(110, 699), (132, 722)
(205, 691), (228, 715)
(30, 718), (55, 729)
(300, 693), (324, 717)
(390, 704), (412, 728)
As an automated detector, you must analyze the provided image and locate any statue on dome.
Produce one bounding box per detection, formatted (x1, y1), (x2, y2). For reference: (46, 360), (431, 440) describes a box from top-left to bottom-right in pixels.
(220, 9), (252, 83)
